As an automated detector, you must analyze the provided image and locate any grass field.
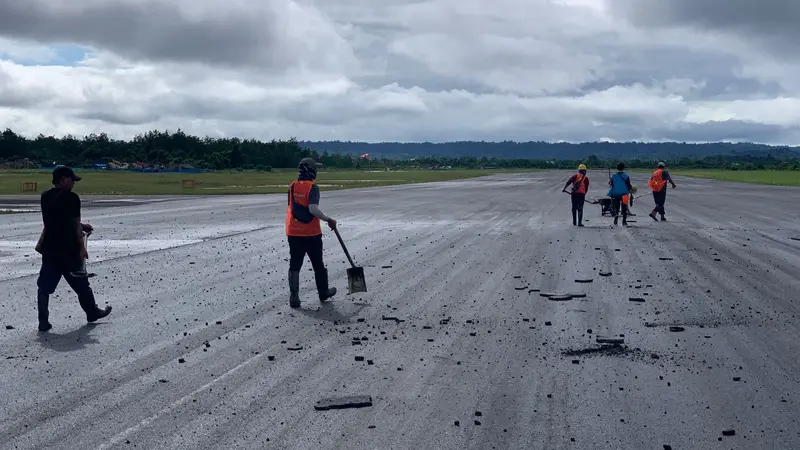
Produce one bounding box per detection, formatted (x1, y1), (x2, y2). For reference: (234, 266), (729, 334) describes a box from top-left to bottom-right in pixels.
(0, 168), (533, 196)
(677, 170), (800, 186)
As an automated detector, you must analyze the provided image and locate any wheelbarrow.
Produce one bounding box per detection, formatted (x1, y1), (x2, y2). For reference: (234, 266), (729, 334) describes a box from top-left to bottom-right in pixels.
(333, 228), (367, 294)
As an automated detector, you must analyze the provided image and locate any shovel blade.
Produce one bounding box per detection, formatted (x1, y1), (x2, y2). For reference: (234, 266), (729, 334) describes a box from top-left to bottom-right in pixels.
(347, 267), (367, 294)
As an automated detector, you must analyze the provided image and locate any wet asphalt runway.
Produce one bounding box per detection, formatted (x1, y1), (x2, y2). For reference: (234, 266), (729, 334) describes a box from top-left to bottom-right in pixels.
(1, 171), (799, 450)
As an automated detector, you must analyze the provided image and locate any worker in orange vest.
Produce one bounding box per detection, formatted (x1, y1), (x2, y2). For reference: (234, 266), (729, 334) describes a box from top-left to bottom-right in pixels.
(648, 162), (677, 221)
(285, 157), (338, 308)
(563, 164), (589, 226)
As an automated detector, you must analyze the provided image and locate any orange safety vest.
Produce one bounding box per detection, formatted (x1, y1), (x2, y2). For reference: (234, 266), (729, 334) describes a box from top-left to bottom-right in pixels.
(570, 174), (588, 194)
(285, 180), (322, 237)
(648, 168), (666, 192)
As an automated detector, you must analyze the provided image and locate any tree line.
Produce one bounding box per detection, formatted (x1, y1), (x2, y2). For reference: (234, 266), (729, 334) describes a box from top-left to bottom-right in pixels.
(1, 128), (798, 171)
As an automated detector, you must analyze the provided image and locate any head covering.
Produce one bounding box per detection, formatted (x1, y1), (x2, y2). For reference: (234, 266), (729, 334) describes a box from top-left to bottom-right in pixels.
(52, 165), (81, 185)
(298, 157), (323, 181)
(657, 161), (665, 168)
(578, 164), (587, 171)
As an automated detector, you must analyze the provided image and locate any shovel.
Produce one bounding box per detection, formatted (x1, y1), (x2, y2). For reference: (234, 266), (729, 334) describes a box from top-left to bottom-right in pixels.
(333, 227), (367, 294)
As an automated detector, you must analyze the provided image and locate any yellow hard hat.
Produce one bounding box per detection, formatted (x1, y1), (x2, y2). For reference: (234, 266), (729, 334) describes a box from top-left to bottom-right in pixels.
(578, 164), (587, 170)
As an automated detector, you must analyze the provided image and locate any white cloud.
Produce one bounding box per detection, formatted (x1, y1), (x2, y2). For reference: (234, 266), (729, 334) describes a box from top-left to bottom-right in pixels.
(0, 0), (799, 144)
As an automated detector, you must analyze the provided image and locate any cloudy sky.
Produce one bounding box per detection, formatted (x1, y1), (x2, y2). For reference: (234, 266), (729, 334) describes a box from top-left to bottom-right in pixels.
(1, 0), (800, 144)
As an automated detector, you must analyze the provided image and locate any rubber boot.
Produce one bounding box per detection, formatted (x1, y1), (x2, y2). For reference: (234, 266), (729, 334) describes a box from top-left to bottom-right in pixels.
(315, 268), (337, 302)
(577, 209), (584, 227)
(78, 289), (112, 323)
(288, 270), (301, 308)
(572, 209), (577, 226)
(37, 291), (52, 332)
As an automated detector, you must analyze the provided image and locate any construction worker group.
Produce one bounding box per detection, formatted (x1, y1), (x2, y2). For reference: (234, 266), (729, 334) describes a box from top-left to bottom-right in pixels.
(563, 161), (677, 227)
(33, 158), (681, 330)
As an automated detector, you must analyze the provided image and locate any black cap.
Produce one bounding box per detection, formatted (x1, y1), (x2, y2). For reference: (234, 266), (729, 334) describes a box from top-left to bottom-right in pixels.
(299, 157), (323, 168)
(52, 165), (81, 184)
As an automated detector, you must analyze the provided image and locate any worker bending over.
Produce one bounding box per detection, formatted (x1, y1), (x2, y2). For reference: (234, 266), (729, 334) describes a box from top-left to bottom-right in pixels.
(563, 164), (590, 227)
(648, 161), (677, 221)
(608, 162), (633, 227)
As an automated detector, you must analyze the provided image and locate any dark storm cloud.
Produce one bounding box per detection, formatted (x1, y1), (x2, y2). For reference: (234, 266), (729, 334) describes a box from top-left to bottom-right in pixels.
(0, 0), (317, 69)
(613, 0), (800, 54)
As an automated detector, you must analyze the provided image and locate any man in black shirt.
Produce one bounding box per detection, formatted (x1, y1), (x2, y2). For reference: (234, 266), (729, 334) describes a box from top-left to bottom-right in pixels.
(36, 166), (112, 332)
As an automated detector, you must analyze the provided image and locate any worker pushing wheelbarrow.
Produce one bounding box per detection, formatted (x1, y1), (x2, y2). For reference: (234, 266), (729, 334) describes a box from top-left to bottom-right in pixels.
(587, 184), (638, 217)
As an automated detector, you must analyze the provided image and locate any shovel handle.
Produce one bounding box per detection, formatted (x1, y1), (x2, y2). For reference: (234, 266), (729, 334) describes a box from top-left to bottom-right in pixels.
(333, 228), (357, 268)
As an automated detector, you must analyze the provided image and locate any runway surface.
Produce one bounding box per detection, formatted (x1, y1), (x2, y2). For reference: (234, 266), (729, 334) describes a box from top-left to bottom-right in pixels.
(1, 171), (799, 450)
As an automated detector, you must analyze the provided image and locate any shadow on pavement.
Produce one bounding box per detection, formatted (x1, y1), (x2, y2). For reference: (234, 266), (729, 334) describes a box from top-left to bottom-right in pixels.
(297, 302), (368, 323)
(35, 323), (102, 352)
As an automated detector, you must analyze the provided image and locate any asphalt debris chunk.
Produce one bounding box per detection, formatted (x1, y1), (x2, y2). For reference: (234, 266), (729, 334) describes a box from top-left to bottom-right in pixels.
(629, 297), (646, 303)
(722, 429), (736, 436)
(575, 279), (593, 283)
(599, 272), (612, 277)
(355, 356), (365, 362)
(545, 321), (552, 326)
(669, 326), (685, 332)
(5, 325), (13, 330)
(381, 316), (405, 323)
(596, 337), (624, 345)
(288, 346), (303, 351)
(314, 395), (373, 411)
(178, 358), (186, 364)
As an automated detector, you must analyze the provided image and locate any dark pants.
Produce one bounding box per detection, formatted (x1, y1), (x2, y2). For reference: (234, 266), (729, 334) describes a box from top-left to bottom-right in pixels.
(288, 234), (332, 299)
(571, 193), (585, 225)
(288, 235), (326, 272)
(36, 257), (98, 323)
(652, 190), (667, 216)
(611, 196), (629, 222)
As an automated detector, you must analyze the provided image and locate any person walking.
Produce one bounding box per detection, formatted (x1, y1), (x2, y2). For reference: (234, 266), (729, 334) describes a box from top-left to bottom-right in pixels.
(607, 162), (633, 227)
(648, 162), (677, 221)
(36, 166), (112, 332)
(285, 157), (338, 308)
(563, 164), (590, 227)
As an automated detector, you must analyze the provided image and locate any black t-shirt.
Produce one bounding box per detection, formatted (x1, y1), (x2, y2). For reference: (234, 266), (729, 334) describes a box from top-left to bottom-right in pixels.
(40, 188), (81, 258)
